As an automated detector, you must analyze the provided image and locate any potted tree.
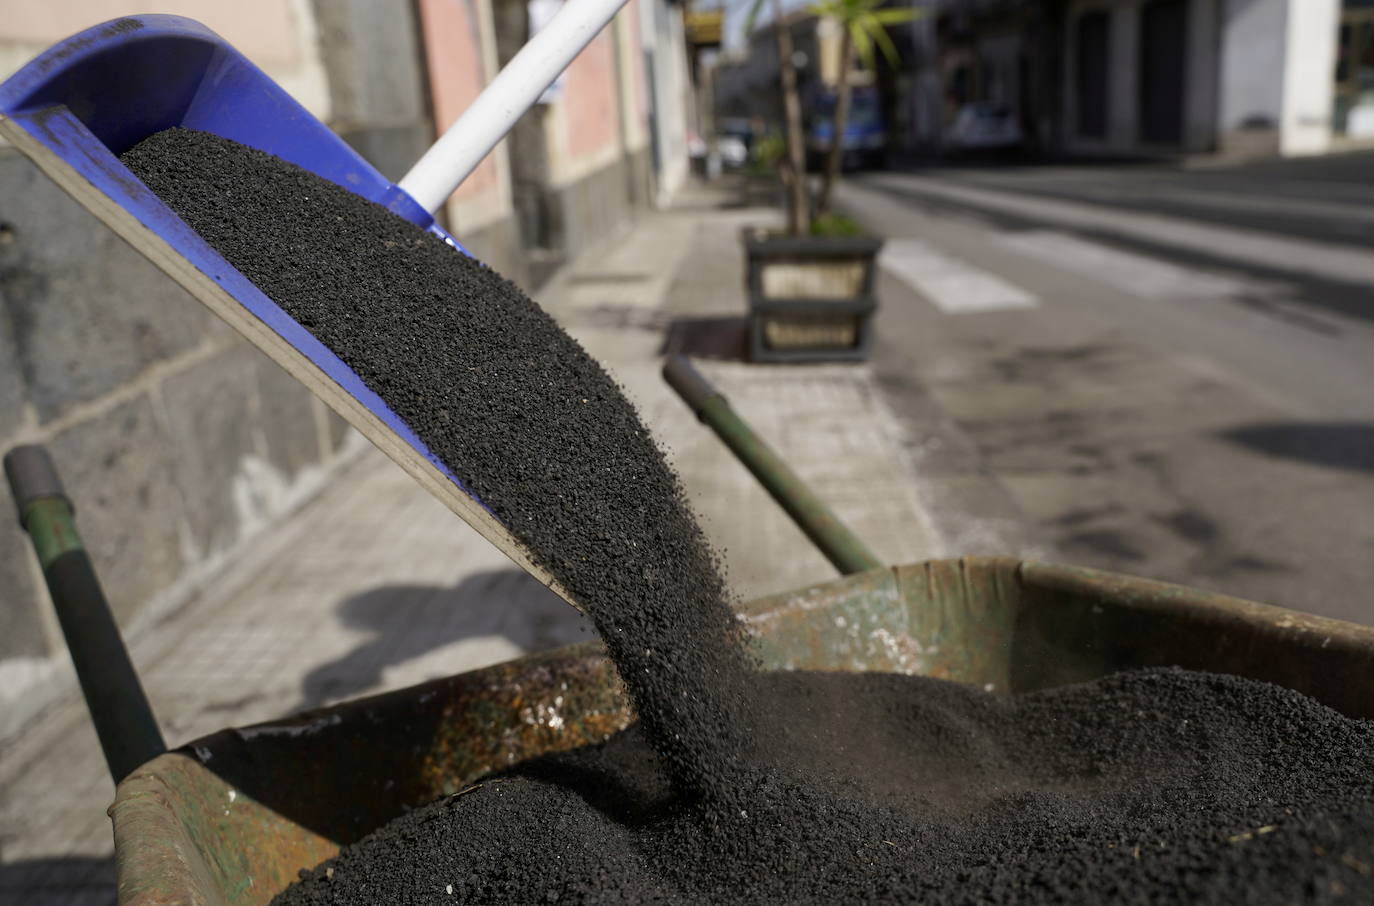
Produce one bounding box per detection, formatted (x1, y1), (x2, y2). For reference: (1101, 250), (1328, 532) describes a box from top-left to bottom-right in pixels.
(741, 0), (917, 363)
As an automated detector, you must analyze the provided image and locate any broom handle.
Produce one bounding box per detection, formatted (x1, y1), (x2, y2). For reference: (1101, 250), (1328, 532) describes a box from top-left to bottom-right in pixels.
(399, 0), (630, 214)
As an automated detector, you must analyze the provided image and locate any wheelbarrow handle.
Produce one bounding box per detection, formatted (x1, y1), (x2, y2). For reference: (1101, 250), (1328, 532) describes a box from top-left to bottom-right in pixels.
(5, 442), (72, 521)
(662, 356), (885, 576)
(4, 444), (165, 784)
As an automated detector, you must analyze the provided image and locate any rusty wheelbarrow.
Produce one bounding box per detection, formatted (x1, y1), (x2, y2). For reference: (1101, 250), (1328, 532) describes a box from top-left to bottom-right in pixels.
(97, 558), (1374, 906)
(9, 362), (1374, 906)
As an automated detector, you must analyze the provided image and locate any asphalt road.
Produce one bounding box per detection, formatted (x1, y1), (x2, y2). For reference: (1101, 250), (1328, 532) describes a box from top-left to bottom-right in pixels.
(888, 151), (1374, 247)
(839, 155), (1374, 626)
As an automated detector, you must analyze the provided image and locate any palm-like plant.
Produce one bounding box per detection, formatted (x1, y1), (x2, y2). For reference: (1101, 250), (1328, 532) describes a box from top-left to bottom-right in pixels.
(809, 0), (919, 216)
(743, 0), (809, 234)
(742, 0), (918, 233)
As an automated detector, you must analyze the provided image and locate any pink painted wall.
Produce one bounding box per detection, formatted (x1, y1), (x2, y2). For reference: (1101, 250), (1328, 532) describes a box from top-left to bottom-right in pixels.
(0, 0), (298, 65)
(563, 28), (620, 159)
(629, 0), (649, 133)
(417, 0), (498, 201)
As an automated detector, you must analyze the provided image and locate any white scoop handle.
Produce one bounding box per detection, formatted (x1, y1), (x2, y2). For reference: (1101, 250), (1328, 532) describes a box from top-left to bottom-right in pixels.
(399, 0), (631, 214)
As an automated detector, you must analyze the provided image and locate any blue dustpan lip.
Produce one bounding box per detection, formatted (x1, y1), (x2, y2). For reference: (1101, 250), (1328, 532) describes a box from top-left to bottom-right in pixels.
(0, 15), (494, 517)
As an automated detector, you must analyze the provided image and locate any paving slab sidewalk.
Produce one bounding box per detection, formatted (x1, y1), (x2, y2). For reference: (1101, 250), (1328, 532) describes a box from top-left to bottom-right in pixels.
(0, 182), (946, 906)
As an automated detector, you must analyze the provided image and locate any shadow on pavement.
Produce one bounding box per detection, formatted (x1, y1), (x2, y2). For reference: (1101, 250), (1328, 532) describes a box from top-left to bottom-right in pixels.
(1220, 422), (1374, 474)
(297, 569), (590, 710)
(660, 316), (750, 361)
(0, 855), (114, 906)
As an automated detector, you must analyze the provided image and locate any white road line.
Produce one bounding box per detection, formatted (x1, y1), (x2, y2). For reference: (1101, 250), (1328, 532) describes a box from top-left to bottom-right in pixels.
(993, 230), (1251, 299)
(864, 173), (1374, 288)
(879, 239), (1038, 313)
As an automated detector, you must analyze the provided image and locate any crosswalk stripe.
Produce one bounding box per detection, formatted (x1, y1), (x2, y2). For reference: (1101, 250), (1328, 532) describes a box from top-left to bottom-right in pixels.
(993, 230), (1249, 299)
(879, 239), (1039, 313)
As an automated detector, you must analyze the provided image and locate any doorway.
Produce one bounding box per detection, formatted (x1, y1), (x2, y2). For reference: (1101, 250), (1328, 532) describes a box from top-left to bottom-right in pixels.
(1139, 0), (1188, 144)
(1075, 10), (1110, 138)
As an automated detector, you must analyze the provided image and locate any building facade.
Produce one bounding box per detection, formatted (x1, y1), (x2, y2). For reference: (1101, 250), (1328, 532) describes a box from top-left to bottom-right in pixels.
(1063, 0), (1339, 157)
(901, 0), (1353, 158)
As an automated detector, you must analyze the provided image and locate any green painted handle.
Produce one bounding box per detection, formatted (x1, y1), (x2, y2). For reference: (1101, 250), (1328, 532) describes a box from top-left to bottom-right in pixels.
(663, 356), (884, 576)
(4, 445), (166, 783)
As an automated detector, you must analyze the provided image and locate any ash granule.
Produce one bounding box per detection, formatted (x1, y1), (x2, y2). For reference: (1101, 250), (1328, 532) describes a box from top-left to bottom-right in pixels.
(278, 669), (1374, 905)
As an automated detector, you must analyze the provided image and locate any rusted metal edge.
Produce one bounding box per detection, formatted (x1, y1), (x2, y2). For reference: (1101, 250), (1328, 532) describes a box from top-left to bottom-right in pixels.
(1017, 559), (1374, 717)
(1019, 560), (1374, 647)
(111, 770), (227, 906)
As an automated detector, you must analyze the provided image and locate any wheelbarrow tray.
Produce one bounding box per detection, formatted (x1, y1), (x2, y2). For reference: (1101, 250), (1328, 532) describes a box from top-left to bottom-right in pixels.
(110, 557), (1374, 906)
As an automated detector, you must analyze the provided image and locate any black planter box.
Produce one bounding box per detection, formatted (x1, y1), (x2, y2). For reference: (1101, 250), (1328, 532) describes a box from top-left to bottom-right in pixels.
(743, 230), (884, 363)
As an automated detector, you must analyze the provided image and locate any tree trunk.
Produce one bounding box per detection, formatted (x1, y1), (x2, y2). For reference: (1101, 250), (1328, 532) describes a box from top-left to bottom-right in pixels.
(771, 0), (808, 235)
(816, 28), (853, 218)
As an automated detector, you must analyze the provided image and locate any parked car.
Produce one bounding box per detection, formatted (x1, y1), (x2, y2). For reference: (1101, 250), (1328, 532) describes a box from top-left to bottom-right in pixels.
(946, 102), (1023, 155)
(717, 117), (758, 169)
(717, 134), (750, 168)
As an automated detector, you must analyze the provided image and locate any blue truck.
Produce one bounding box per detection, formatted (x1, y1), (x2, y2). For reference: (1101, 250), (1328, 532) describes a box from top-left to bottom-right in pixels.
(807, 84), (888, 171)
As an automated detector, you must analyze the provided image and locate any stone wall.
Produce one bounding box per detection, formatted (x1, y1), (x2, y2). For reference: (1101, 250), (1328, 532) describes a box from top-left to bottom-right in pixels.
(313, 0), (434, 180)
(551, 145), (654, 263)
(0, 0), (446, 740)
(0, 150), (358, 737)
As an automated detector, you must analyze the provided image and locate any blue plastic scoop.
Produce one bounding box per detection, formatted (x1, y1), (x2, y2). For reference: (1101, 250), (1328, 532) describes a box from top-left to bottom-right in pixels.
(0, 11), (626, 599)
(0, 16), (460, 481)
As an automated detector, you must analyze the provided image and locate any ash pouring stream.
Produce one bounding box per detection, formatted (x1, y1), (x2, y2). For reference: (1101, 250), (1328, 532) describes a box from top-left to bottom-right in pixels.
(121, 129), (1374, 905)
(120, 127), (763, 806)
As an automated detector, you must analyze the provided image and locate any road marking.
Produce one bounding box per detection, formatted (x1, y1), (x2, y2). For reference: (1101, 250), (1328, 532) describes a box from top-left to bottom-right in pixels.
(993, 230), (1250, 299)
(879, 238), (1038, 313)
(864, 173), (1374, 288)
